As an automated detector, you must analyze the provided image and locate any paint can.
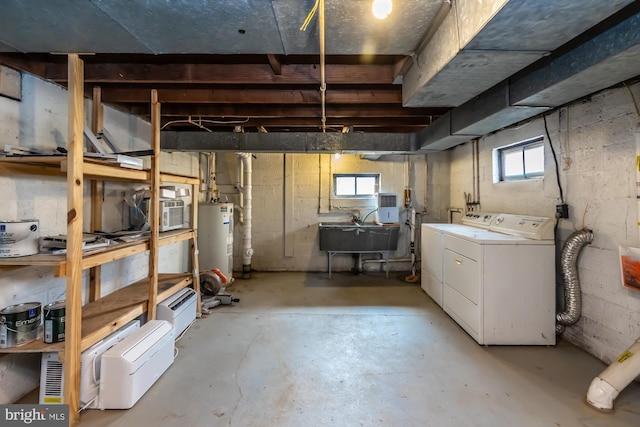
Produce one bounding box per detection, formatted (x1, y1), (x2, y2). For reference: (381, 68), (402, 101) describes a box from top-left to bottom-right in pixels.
(43, 300), (65, 344)
(0, 220), (39, 257)
(0, 302), (42, 348)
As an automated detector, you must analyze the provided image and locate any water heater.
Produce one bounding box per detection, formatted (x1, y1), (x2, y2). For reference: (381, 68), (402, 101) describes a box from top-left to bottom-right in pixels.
(378, 193), (399, 223)
(198, 203), (233, 281)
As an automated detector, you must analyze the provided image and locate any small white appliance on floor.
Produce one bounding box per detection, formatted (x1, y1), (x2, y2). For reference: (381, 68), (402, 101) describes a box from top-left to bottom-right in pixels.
(98, 320), (174, 409)
(421, 212), (556, 345)
(157, 287), (197, 338)
(39, 320), (141, 406)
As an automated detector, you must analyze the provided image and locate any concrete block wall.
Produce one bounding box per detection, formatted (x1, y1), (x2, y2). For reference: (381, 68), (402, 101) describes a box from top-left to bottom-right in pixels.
(447, 83), (640, 364)
(0, 73), (197, 402)
(423, 151), (452, 223)
(214, 152), (427, 273)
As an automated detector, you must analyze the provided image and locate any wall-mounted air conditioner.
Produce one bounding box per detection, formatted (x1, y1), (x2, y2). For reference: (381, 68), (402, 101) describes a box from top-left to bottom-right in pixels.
(98, 320), (174, 409)
(157, 287), (197, 338)
(39, 320), (141, 407)
(378, 193), (399, 223)
(137, 199), (185, 232)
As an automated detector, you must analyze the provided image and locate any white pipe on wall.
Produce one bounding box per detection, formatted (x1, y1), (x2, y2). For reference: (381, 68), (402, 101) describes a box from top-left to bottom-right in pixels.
(237, 153), (253, 278)
(586, 336), (640, 411)
(210, 152), (217, 202)
(409, 207), (416, 275)
(236, 155), (244, 224)
(636, 123), (640, 239)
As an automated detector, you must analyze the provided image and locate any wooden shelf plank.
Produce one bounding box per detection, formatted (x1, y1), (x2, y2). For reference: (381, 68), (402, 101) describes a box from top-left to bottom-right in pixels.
(80, 161), (149, 182)
(81, 273), (192, 350)
(80, 241), (148, 271)
(0, 253), (66, 267)
(0, 273), (193, 355)
(0, 337), (63, 354)
(0, 161), (65, 177)
(159, 228), (195, 246)
(0, 230), (195, 276)
(160, 172), (199, 185)
(0, 156), (64, 165)
(0, 157), (197, 184)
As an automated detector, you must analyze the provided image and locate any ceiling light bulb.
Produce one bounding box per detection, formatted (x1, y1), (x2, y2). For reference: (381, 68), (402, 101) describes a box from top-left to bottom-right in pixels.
(334, 153), (341, 160)
(372, 0), (392, 19)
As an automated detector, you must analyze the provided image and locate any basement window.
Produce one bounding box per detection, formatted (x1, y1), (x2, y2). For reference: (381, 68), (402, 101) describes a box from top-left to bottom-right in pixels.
(496, 136), (544, 181)
(333, 174), (379, 197)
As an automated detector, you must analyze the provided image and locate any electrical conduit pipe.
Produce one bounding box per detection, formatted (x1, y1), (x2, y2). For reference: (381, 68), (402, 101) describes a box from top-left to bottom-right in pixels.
(237, 153), (253, 278)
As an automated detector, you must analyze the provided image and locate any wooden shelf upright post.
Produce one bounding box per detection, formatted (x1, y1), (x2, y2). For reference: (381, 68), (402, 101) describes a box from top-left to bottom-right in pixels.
(65, 53), (84, 426)
(89, 86), (104, 302)
(147, 89), (160, 320)
(192, 180), (202, 312)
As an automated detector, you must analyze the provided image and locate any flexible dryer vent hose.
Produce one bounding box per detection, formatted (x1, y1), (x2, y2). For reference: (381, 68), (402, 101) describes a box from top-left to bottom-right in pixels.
(556, 228), (594, 334)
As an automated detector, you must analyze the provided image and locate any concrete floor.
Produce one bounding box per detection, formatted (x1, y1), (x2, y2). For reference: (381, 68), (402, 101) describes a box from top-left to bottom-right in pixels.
(68, 272), (640, 426)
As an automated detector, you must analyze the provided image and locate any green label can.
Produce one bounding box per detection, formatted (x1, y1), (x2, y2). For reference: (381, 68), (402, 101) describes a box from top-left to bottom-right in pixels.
(0, 302), (41, 348)
(44, 300), (65, 344)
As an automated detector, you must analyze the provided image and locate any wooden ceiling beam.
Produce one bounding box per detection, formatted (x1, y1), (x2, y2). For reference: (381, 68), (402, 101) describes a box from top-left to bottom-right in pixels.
(101, 88), (402, 104)
(127, 103), (446, 118)
(163, 117), (430, 127)
(266, 54), (282, 75)
(0, 54), (47, 76)
(45, 63), (396, 84)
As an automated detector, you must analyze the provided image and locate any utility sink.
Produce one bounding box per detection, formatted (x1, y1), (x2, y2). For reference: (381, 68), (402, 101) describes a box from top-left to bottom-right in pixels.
(318, 223), (400, 252)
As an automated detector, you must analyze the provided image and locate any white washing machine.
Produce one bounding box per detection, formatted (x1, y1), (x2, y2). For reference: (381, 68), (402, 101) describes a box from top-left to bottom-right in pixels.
(421, 212), (556, 345)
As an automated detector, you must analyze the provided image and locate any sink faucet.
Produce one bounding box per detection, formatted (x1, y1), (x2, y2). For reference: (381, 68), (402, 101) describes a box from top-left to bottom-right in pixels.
(361, 208), (378, 224)
(351, 214), (362, 225)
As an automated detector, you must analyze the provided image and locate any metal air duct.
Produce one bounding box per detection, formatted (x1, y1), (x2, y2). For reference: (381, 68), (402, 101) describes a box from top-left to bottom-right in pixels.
(556, 228), (594, 334)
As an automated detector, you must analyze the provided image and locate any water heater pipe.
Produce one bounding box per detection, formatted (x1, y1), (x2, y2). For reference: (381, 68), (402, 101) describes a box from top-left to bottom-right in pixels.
(409, 208), (416, 275)
(586, 336), (640, 411)
(636, 122), (640, 239)
(237, 153), (253, 278)
(236, 156), (244, 224)
(209, 152), (217, 202)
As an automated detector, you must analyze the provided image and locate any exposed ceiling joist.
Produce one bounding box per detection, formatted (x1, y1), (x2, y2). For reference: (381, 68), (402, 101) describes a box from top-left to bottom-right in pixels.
(44, 61), (397, 85)
(129, 103), (444, 118)
(266, 54), (282, 75)
(100, 87), (403, 104)
(163, 116), (430, 129)
(161, 131), (415, 152)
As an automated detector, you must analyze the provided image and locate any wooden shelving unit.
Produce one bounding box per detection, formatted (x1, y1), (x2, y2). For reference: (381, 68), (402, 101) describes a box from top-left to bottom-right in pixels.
(0, 55), (201, 425)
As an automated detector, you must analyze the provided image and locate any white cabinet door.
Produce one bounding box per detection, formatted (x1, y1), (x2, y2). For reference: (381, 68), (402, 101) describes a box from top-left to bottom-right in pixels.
(443, 249), (480, 305)
(421, 268), (443, 307)
(421, 225), (443, 282)
(443, 284), (480, 343)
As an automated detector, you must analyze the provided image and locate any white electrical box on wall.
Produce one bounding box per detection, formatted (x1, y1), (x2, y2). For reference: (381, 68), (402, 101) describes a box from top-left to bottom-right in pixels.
(378, 193), (399, 223)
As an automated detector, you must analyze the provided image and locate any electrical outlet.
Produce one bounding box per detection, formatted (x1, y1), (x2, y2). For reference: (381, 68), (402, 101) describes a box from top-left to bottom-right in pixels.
(556, 203), (569, 219)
